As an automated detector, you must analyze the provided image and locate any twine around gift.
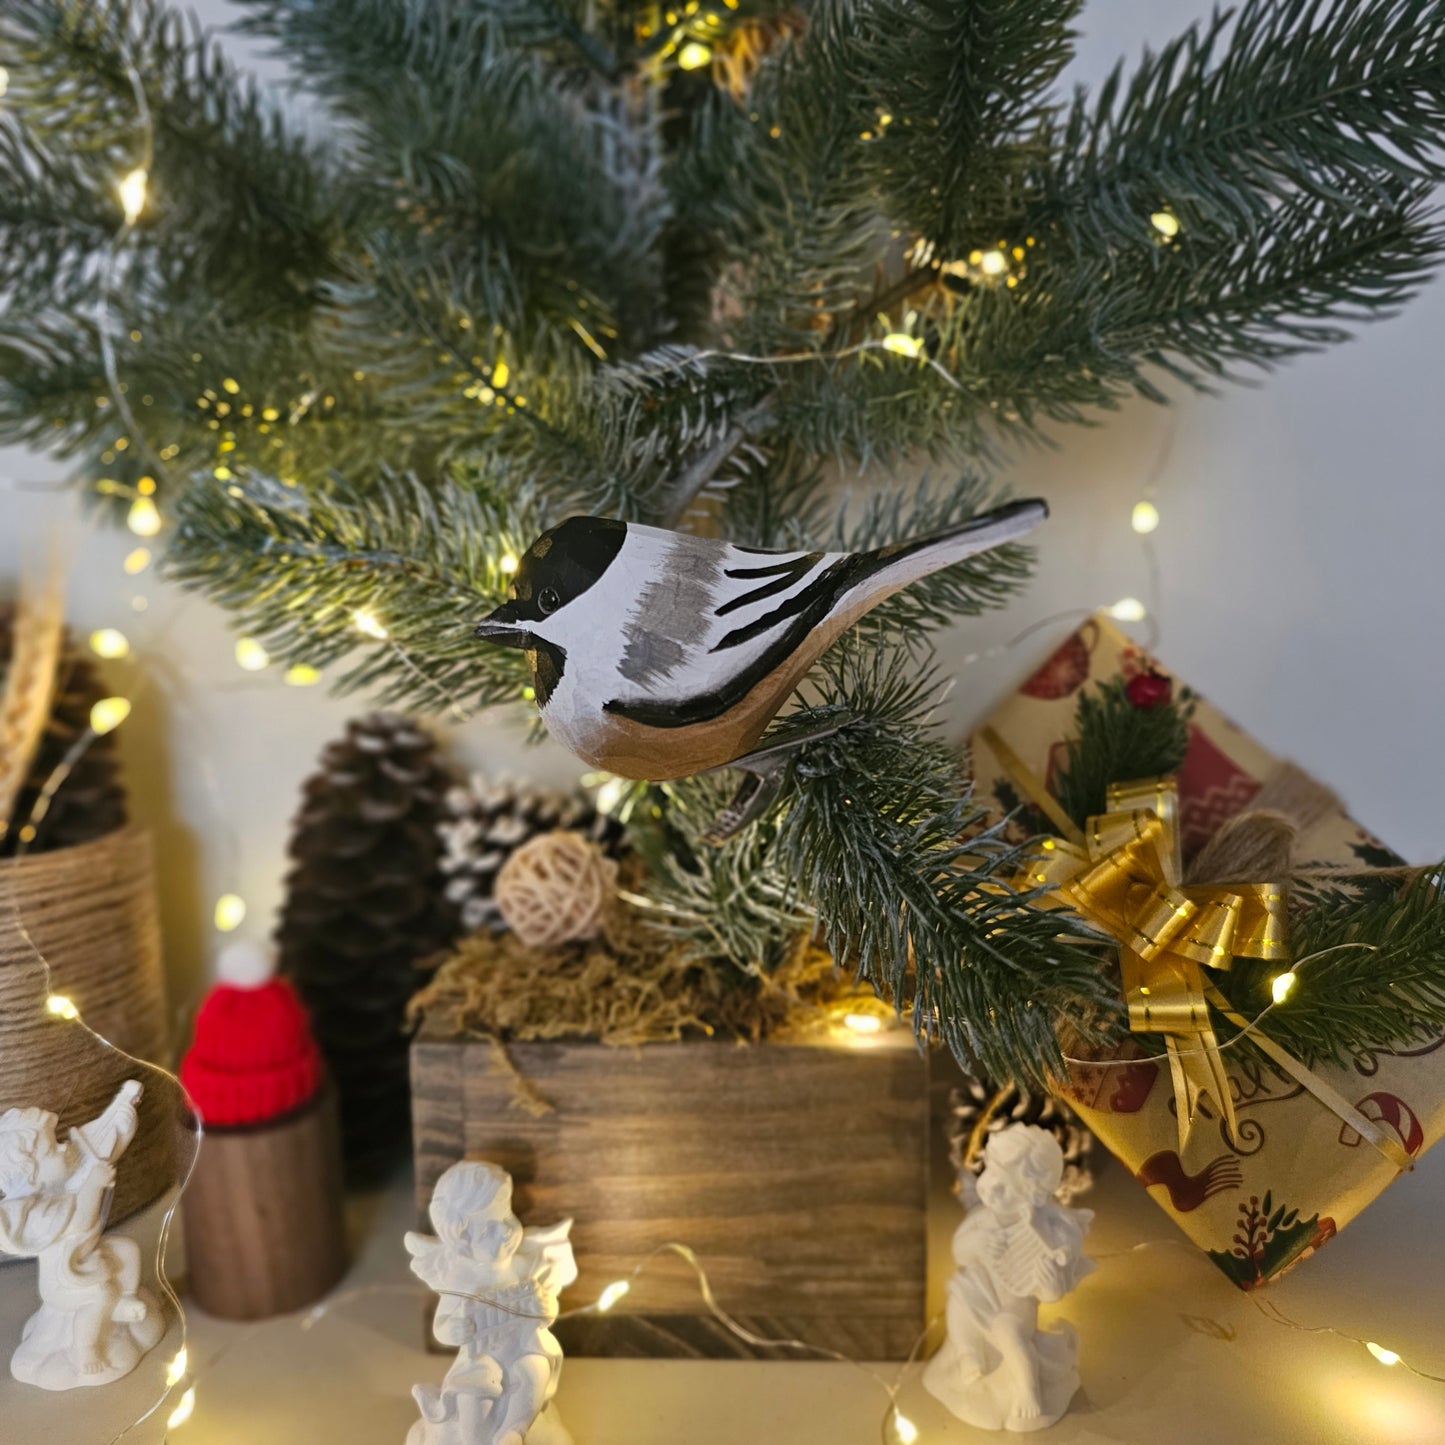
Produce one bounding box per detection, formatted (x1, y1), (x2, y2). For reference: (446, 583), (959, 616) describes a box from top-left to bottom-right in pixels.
(981, 727), (1412, 1173)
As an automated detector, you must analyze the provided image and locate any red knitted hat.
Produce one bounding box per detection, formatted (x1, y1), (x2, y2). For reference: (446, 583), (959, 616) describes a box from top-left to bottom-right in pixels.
(181, 942), (323, 1127)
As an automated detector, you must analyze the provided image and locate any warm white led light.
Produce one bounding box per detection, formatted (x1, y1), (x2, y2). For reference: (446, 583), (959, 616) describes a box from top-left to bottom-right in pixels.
(353, 609), (389, 640)
(978, 247), (1009, 277)
(126, 496), (162, 537)
(214, 894), (247, 933)
(893, 1411), (920, 1444)
(166, 1349), (188, 1388)
(118, 167), (149, 223)
(89, 628), (131, 660)
(46, 995), (79, 1021)
(234, 637), (270, 672)
(677, 41), (712, 69)
(1270, 971), (1298, 1004)
(882, 333), (923, 358)
(1150, 210), (1181, 238)
(284, 663), (321, 686)
(167, 1385), (196, 1428)
(1366, 1341), (1401, 1366)
(1131, 500), (1160, 535)
(90, 696), (132, 735)
(1108, 597), (1147, 623)
(596, 1280), (631, 1312)
(123, 547), (153, 575)
(592, 775), (627, 815)
(499, 553), (520, 576)
(843, 1012), (883, 1034)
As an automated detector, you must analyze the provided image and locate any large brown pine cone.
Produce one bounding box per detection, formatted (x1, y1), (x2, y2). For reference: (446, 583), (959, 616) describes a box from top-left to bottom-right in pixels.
(276, 713), (457, 1182)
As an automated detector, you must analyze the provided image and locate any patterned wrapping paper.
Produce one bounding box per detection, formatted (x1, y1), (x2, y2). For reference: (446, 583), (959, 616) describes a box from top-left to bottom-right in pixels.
(969, 613), (1445, 1288)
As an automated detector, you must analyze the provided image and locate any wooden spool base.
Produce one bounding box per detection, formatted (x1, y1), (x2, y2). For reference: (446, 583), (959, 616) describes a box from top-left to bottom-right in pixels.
(182, 1089), (348, 1320)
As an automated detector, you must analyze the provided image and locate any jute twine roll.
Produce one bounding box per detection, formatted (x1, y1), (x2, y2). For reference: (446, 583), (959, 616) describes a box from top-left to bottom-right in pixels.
(0, 827), (175, 1228)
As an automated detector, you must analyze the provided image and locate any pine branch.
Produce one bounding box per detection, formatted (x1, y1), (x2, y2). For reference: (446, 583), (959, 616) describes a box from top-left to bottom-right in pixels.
(964, 181), (1445, 424)
(3, 0), (341, 322)
(1051, 677), (1194, 829)
(164, 469), (544, 712)
(341, 23), (674, 360)
(1222, 866), (1445, 1067)
(827, 0), (1082, 249)
(765, 638), (1120, 1084)
(1041, 0), (1445, 251)
(0, 117), (119, 305)
(637, 773), (816, 974)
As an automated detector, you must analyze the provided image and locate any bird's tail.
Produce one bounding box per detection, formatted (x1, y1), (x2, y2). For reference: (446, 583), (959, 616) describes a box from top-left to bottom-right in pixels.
(860, 497), (1047, 587)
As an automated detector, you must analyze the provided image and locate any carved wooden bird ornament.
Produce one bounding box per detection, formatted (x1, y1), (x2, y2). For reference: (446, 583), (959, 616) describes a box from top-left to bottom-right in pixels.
(474, 499), (1047, 782)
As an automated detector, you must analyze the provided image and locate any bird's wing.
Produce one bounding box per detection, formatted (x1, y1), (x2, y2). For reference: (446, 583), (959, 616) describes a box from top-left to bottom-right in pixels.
(605, 529), (845, 726)
(603, 504), (1045, 729)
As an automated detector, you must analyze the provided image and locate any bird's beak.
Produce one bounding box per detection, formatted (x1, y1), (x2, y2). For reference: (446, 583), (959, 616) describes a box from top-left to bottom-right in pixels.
(474, 601), (536, 650)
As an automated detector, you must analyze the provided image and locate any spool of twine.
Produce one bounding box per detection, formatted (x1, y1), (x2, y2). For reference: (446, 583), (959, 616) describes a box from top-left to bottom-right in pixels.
(495, 831), (618, 949)
(0, 827), (174, 1230)
(1186, 762), (1343, 887)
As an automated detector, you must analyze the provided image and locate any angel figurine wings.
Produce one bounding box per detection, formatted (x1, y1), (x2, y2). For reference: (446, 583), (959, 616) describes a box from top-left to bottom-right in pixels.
(0, 1080), (163, 1390)
(923, 1124), (1095, 1432)
(405, 1160), (577, 1445)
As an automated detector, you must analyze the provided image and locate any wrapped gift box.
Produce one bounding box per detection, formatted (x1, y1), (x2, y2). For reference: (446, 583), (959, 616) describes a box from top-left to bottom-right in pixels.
(969, 613), (1445, 1287)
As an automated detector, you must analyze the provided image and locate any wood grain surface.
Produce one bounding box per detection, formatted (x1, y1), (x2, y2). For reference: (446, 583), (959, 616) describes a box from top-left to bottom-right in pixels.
(181, 1089), (348, 1320)
(412, 1030), (929, 1358)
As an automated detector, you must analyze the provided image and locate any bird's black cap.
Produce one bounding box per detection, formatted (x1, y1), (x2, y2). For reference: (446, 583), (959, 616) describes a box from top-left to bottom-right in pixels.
(474, 515), (627, 643)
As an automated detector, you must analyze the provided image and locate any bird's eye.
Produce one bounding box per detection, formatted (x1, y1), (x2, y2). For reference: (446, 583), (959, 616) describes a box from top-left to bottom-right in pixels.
(538, 587), (561, 615)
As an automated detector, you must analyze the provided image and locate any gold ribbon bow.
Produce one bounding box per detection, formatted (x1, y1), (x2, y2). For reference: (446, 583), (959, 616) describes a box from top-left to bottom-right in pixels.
(1026, 776), (1289, 1152)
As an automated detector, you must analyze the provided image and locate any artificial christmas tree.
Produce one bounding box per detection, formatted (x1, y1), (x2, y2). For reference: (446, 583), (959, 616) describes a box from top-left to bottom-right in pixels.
(276, 712), (456, 1181)
(2, 0), (1445, 1116)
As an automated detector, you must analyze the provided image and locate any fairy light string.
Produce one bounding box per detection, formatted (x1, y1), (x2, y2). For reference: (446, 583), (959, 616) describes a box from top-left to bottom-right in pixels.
(111, 1217), (1444, 1441)
(0, 864), (203, 1445)
(9, 122), (1435, 1440)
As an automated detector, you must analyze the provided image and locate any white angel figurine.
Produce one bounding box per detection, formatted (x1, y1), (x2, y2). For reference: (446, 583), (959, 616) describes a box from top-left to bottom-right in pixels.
(923, 1124), (1094, 1433)
(0, 1080), (163, 1390)
(405, 1160), (577, 1445)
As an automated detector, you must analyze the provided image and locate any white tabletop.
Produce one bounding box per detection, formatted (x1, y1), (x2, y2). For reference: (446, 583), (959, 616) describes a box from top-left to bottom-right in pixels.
(3, 1131), (1443, 1445)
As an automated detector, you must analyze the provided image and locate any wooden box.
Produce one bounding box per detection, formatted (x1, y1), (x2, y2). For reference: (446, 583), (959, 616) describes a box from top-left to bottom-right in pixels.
(411, 1025), (929, 1359)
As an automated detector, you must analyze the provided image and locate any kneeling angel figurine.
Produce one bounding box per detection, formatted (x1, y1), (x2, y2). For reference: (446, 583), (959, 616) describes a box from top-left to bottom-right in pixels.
(406, 1160), (576, 1445)
(0, 1080), (163, 1390)
(924, 1123), (1094, 1432)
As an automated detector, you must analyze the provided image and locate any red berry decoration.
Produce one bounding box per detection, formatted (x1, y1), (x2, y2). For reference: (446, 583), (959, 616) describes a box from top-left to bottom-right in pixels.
(1126, 670), (1173, 710)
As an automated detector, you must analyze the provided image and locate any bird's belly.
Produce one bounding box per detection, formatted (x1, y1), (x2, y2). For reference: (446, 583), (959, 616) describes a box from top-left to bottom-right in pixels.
(546, 673), (796, 781)
(544, 577), (895, 780)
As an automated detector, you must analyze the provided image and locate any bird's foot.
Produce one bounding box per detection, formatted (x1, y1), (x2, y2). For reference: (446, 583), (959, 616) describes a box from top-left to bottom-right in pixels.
(699, 714), (853, 843)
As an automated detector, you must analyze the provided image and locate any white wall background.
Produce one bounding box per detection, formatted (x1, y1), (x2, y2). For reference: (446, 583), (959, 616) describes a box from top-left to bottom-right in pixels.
(3, 0), (1443, 1011)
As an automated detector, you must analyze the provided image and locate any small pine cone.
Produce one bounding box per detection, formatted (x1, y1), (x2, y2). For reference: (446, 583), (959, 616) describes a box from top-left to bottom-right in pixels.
(277, 713), (458, 1182)
(437, 773), (626, 935)
(947, 1075), (1097, 1204)
(0, 604), (127, 855)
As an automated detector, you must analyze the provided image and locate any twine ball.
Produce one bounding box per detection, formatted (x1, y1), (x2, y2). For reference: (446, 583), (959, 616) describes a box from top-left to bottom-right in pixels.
(494, 830), (618, 949)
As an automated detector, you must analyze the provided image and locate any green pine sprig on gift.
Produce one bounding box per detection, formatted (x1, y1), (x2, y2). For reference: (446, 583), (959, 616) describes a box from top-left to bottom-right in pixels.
(1051, 676), (1195, 829)
(1053, 672), (1445, 1074)
(1223, 866), (1445, 1069)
